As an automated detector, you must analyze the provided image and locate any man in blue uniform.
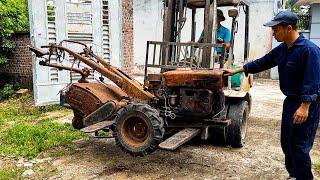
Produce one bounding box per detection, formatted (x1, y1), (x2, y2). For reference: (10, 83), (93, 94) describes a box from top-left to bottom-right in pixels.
(197, 9), (231, 53)
(224, 10), (320, 180)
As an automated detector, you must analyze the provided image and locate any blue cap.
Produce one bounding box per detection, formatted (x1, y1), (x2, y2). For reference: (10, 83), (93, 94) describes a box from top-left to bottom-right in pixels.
(264, 10), (298, 27)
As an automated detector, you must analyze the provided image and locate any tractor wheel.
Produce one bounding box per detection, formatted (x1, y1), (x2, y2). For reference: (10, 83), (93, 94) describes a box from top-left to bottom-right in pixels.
(72, 109), (84, 130)
(226, 101), (249, 148)
(113, 103), (164, 156)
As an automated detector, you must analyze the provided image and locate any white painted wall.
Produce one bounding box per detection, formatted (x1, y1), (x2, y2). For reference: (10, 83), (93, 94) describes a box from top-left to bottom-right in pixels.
(109, 0), (123, 68)
(133, 0), (274, 67)
(310, 3), (320, 46)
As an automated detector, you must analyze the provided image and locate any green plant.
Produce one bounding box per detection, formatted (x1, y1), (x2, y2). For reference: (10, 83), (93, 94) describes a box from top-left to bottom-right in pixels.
(0, 168), (21, 179)
(285, 0), (310, 30)
(0, 120), (85, 159)
(0, 83), (15, 100)
(0, 0), (29, 67)
(0, 94), (70, 126)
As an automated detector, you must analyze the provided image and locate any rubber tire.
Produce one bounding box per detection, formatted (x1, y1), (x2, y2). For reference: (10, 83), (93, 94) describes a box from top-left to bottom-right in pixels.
(244, 93), (252, 115)
(113, 103), (164, 156)
(226, 101), (249, 148)
(72, 109), (84, 130)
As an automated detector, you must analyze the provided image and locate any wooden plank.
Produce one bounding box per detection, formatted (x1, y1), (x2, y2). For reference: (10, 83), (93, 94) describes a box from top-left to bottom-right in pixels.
(159, 128), (201, 150)
(80, 120), (114, 133)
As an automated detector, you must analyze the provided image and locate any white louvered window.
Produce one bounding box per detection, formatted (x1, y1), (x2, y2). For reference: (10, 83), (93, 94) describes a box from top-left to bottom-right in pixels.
(47, 0), (59, 83)
(66, 0), (94, 82)
(102, 0), (111, 62)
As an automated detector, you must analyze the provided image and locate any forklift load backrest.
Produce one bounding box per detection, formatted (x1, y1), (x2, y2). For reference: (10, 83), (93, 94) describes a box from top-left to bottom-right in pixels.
(186, 0), (248, 8)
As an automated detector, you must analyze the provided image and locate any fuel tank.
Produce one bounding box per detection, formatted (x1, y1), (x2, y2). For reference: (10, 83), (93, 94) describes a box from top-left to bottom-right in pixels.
(163, 69), (224, 90)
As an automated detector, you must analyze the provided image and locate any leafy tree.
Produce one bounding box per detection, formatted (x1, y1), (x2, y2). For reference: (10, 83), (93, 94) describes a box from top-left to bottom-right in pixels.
(0, 0), (29, 66)
(285, 0), (310, 14)
(285, 0), (310, 30)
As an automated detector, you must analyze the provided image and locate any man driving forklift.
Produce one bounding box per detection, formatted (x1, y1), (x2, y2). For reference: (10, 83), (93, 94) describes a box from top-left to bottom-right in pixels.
(197, 9), (231, 53)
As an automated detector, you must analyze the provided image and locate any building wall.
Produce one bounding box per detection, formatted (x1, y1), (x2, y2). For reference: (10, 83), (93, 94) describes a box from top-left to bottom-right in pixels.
(122, 0), (134, 75)
(310, 3), (320, 46)
(0, 33), (33, 89)
(247, 0), (275, 79)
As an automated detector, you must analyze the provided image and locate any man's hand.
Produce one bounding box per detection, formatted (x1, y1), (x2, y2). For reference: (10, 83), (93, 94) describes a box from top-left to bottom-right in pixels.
(293, 102), (310, 124)
(222, 68), (237, 76)
(222, 67), (245, 76)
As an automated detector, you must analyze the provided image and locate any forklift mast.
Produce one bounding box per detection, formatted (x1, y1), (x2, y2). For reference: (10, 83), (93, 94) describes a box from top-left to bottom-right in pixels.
(162, 0), (218, 68)
(160, 0), (250, 69)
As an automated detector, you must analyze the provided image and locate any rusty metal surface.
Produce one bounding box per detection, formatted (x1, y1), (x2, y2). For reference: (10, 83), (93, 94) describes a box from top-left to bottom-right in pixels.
(163, 69), (224, 90)
(30, 41), (155, 101)
(166, 118), (231, 127)
(83, 101), (117, 126)
(120, 114), (150, 148)
(186, 0), (244, 8)
(179, 89), (214, 116)
(158, 128), (200, 150)
(144, 74), (162, 90)
(65, 83), (125, 116)
(39, 61), (91, 81)
(80, 120), (114, 133)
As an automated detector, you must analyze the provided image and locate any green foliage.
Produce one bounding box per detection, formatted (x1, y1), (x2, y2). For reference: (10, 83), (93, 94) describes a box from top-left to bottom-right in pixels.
(0, 168), (21, 179)
(285, 0), (310, 14)
(0, 0), (29, 66)
(0, 121), (85, 159)
(0, 55), (8, 65)
(0, 95), (82, 159)
(47, 4), (55, 22)
(285, 0), (310, 30)
(0, 83), (15, 100)
(0, 94), (70, 126)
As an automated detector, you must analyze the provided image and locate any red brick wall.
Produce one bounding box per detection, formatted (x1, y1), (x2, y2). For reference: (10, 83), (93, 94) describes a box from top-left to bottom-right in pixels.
(0, 33), (33, 89)
(121, 0), (134, 75)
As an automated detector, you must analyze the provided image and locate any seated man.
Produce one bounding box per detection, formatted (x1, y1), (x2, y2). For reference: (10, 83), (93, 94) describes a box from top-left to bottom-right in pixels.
(197, 9), (231, 54)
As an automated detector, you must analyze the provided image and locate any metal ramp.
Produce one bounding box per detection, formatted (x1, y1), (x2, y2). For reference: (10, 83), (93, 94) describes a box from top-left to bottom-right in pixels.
(80, 120), (114, 133)
(159, 128), (201, 150)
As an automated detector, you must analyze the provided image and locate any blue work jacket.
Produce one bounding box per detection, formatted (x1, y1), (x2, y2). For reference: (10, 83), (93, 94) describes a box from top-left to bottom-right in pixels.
(243, 34), (320, 102)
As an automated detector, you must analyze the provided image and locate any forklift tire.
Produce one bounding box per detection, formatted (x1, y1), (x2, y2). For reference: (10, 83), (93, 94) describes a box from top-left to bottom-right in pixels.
(244, 93), (252, 115)
(113, 103), (164, 156)
(72, 110), (84, 130)
(226, 101), (249, 148)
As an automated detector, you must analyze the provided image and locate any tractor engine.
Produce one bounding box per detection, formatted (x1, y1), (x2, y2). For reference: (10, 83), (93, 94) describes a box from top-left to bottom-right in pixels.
(147, 69), (225, 118)
(167, 87), (225, 117)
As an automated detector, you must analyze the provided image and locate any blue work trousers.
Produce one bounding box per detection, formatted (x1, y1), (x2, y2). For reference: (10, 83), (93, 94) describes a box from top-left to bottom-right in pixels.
(281, 97), (320, 180)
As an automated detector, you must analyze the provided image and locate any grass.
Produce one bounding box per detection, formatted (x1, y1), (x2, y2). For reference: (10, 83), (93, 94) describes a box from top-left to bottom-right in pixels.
(0, 94), (86, 159)
(0, 94), (70, 126)
(0, 121), (85, 159)
(0, 168), (21, 180)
